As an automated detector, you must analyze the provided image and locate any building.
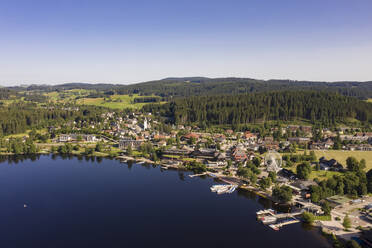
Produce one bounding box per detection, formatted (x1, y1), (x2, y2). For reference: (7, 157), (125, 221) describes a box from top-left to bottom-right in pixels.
(143, 118), (148, 130)
(58, 134), (72, 142)
(231, 148), (247, 162)
(319, 157), (343, 171)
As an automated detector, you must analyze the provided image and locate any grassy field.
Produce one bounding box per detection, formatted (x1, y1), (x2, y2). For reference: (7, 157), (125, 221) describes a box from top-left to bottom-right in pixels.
(77, 94), (165, 110)
(312, 150), (372, 170)
(44, 89), (91, 103)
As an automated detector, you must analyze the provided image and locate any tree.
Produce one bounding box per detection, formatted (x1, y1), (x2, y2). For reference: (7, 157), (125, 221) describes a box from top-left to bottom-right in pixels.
(346, 157), (361, 172)
(296, 162), (312, 180)
(343, 215), (351, 230)
(321, 201), (331, 216)
(272, 185), (292, 203)
(258, 177), (272, 190)
(237, 167), (252, 179)
(367, 169), (372, 193)
(252, 157), (261, 167)
(126, 145), (133, 156)
(302, 211), (315, 224)
(309, 151), (316, 162)
(268, 171), (277, 183)
(95, 142), (103, 152)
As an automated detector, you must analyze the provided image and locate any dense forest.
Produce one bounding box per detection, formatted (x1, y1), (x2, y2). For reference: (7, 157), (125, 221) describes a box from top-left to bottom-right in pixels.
(143, 91), (372, 126)
(114, 77), (372, 99)
(0, 102), (105, 136)
(4, 77), (372, 99)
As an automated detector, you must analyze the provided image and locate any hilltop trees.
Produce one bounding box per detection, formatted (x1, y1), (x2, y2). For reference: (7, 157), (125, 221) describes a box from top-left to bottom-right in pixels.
(147, 91), (372, 127)
(0, 102), (105, 136)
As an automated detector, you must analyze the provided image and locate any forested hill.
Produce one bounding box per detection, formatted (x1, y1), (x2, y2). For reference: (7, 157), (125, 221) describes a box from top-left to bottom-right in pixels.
(7, 83), (119, 92)
(4, 77), (372, 99)
(115, 77), (372, 99)
(143, 91), (372, 126)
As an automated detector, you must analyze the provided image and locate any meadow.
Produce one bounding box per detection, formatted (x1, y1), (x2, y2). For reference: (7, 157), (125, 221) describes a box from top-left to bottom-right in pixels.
(76, 94), (164, 110)
(312, 150), (372, 170)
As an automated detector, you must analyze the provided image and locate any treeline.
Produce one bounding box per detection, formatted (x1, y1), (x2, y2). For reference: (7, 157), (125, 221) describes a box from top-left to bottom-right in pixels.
(0, 102), (106, 136)
(114, 77), (372, 99)
(0, 88), (17, 100)
(144, 91), (372, 126)
(5, 78), (372, 99)
(133, 97), (161, 103)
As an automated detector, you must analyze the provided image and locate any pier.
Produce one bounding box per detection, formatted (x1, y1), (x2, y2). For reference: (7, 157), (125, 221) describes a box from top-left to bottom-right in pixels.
(189, 172), (208, 178)
(257, 209), (303, 230)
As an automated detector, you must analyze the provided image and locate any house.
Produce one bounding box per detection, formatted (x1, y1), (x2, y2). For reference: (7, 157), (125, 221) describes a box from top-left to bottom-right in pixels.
(243, 131), (257, 141)
(287, 125), (300, 132)
(309, 139), (333, 150)
(156, 140), (167, 147)
(279, 169), (298, 180)
(319, 157), (343, 171)
(264, 142), (280, 151)
(183, 133), (200, 140)
(290, 180), (317, 193)
(246, 143), (260, 151)
(231, 147), (247, 162)
(85, 135), (97, 142)
(226, 129), (234, 135)
(163, 148), (192, 156)
(191, 148), (217, 160)
(206, 160), (227, 167)
(59, 134), (72, 142)
(264, 136), (274, 143)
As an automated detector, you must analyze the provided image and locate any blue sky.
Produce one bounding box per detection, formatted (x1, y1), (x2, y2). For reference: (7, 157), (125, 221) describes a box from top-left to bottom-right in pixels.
(0, 0), (371, 85)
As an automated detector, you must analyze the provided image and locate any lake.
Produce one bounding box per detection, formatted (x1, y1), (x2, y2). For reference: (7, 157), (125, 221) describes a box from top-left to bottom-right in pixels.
(0, 155), (330, 248)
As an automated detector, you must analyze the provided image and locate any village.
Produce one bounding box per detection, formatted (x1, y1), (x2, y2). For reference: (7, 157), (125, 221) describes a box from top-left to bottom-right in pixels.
(13, 110), (372, 246)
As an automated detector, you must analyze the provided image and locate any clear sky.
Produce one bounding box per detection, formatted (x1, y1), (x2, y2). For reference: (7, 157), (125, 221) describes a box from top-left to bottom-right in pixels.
(0, 0), (371, 85)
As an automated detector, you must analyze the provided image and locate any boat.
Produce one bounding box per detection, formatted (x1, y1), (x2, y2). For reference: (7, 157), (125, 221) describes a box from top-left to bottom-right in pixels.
(210, 184), (229, 192)
(256, 209), (275, 216)
(269, 224), (279, 231)
(210, 184), (237, 194)
(261, 216), (277, 224)
(227, 185), (237, 193)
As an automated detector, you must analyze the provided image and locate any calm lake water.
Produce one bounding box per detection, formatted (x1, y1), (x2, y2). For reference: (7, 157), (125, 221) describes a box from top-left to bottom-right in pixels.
(0, 155), (330, 248)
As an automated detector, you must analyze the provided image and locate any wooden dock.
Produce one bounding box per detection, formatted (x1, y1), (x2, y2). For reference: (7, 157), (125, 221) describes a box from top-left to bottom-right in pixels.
(189, 172), (208, 178)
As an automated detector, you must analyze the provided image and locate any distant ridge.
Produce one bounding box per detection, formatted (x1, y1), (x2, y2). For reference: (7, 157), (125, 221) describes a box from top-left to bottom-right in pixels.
(3, 77), (372, 99)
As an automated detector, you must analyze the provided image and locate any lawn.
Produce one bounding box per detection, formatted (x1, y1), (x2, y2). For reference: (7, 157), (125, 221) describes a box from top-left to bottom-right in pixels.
(77, 94), (165, 110)
(312, 150), (372, 170)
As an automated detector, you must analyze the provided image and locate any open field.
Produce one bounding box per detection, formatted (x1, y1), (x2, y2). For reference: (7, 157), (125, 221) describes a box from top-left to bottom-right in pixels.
(44, 89), (92, 103)
(367, 98), (372, 103)
(312, 150), (372, 170)
(77, 94), (165, 109)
